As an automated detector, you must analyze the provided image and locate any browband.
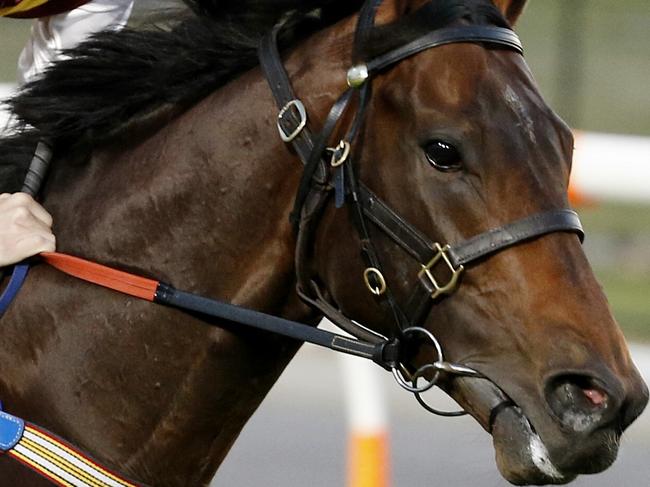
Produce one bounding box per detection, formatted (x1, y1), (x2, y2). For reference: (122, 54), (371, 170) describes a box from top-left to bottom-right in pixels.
(367, 25), (523, 74)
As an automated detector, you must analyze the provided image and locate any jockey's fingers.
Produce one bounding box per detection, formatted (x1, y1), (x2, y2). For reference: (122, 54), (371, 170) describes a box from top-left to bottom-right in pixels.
(26, 199), (54, 228)
(0, 192), (33, 207)
(0, 193), (53, 228)
(18, 233), (56, 254)
(12, 214), (54, 237)
(0, 233), (56, 268)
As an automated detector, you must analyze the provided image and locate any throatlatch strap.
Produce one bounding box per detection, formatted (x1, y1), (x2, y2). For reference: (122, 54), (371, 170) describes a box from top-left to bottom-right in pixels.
(0, 410), (142, 487)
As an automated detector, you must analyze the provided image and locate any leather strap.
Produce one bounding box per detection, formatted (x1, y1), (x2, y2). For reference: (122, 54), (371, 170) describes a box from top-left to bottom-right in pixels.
(448, 209), (584, 267)
(359, 184), (433, 263)
(359, 185), (584, 269)
(38, 251), (401, 369)
(258, 23), (328, 184)
(289, 88), (355, 227)
(367, 25), (523, 74)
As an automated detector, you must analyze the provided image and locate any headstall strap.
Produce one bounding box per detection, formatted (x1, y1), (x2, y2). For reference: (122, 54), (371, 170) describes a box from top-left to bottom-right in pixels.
(258, 21), (328, 185)
(259, 0), (410, 344)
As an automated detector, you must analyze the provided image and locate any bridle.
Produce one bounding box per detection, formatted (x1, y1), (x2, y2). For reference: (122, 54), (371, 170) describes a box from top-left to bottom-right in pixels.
(259, 0), (584, 414)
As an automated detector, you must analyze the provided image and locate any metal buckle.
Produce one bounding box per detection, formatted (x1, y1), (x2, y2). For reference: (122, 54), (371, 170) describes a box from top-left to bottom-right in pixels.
(277, 99), (307, 143)
(326, 140), (350, 167)
(418, 243), (464, 299)
(363, 267), (387, 296)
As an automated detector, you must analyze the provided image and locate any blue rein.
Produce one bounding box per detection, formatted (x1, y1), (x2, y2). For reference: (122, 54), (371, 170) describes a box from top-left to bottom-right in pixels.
(0, 265), (30, 316)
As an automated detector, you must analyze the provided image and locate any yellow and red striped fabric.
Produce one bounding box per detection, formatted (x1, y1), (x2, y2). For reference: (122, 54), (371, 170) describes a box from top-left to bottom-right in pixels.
(8, 423), (141, 487)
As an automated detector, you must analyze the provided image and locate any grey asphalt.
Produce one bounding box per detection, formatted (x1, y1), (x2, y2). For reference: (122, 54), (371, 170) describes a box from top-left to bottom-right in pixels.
(210, 344), (650, 487)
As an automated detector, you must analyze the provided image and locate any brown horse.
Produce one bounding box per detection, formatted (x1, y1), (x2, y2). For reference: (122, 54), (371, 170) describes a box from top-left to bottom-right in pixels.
(0, 0), (647, 485)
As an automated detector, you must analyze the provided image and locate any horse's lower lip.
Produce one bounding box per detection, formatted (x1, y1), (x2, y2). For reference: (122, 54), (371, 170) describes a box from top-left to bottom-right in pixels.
(490, 403), (571, 485)
(450, 375), (572, 485)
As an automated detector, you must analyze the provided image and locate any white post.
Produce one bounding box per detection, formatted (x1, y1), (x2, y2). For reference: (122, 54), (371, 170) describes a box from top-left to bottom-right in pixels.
(570, 131), (650, 204)
(319, 318), (391, 487)
(340, 353), (390, 487)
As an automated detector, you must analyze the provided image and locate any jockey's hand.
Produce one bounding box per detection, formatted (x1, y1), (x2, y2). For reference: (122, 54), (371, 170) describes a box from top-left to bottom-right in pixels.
(0, 193), (56, 267)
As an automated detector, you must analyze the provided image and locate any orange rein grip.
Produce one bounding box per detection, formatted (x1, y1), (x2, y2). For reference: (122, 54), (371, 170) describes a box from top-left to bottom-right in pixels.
(40, 252), (159, 302)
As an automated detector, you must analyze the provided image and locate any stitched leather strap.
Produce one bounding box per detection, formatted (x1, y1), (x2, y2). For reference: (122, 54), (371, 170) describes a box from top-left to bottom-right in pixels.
(367, 25), (523, 73)
(448, 209), (584, 267)
(258, 23), (328, 184)
(359, 184), (584, 268)
(359, 184), (433, 263)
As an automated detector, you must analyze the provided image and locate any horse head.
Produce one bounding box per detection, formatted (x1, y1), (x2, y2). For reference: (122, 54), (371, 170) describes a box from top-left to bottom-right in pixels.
(310, 0), (648, 484)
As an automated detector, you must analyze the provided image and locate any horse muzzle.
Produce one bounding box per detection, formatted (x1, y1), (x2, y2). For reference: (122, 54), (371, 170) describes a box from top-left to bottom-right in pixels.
(446, 363), (648, 486)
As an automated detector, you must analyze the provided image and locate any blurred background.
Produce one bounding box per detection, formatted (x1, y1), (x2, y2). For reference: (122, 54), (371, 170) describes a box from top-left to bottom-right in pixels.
(1, 1), (649, 486)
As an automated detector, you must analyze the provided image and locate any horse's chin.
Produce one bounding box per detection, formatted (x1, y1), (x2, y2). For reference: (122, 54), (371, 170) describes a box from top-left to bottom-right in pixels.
(448, 376), (619, 485)
(490, 404), (573, 485)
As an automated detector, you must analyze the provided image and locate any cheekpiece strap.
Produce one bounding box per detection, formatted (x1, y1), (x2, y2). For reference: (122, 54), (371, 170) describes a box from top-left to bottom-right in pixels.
(258, 23), (328, 184)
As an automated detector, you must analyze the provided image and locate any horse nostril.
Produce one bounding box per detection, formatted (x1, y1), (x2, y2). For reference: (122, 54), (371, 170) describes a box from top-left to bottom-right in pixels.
(583, 387), (608, 407)
(545, 374), (615, 433)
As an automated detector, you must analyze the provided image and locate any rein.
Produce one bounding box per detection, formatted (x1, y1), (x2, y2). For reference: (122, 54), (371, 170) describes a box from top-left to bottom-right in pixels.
(38, 252), (403, 367)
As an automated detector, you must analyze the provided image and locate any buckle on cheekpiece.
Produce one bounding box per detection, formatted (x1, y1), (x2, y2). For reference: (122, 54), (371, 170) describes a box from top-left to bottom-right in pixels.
(418, 243), (464, 299)
(0, 410), (25, 452)
(277, 99), (307, 142)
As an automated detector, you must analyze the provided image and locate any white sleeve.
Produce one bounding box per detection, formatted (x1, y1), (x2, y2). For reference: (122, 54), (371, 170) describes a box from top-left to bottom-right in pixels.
(17, 0), (134, 85)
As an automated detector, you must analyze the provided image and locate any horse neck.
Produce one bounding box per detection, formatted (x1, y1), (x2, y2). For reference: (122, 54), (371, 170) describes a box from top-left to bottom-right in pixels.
(14, 18), (368, 484)
(42, 15), (361, 318)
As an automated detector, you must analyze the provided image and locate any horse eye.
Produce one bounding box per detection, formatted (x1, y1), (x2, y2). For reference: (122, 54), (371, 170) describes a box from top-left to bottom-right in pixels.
(424, 140), (462, 172)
